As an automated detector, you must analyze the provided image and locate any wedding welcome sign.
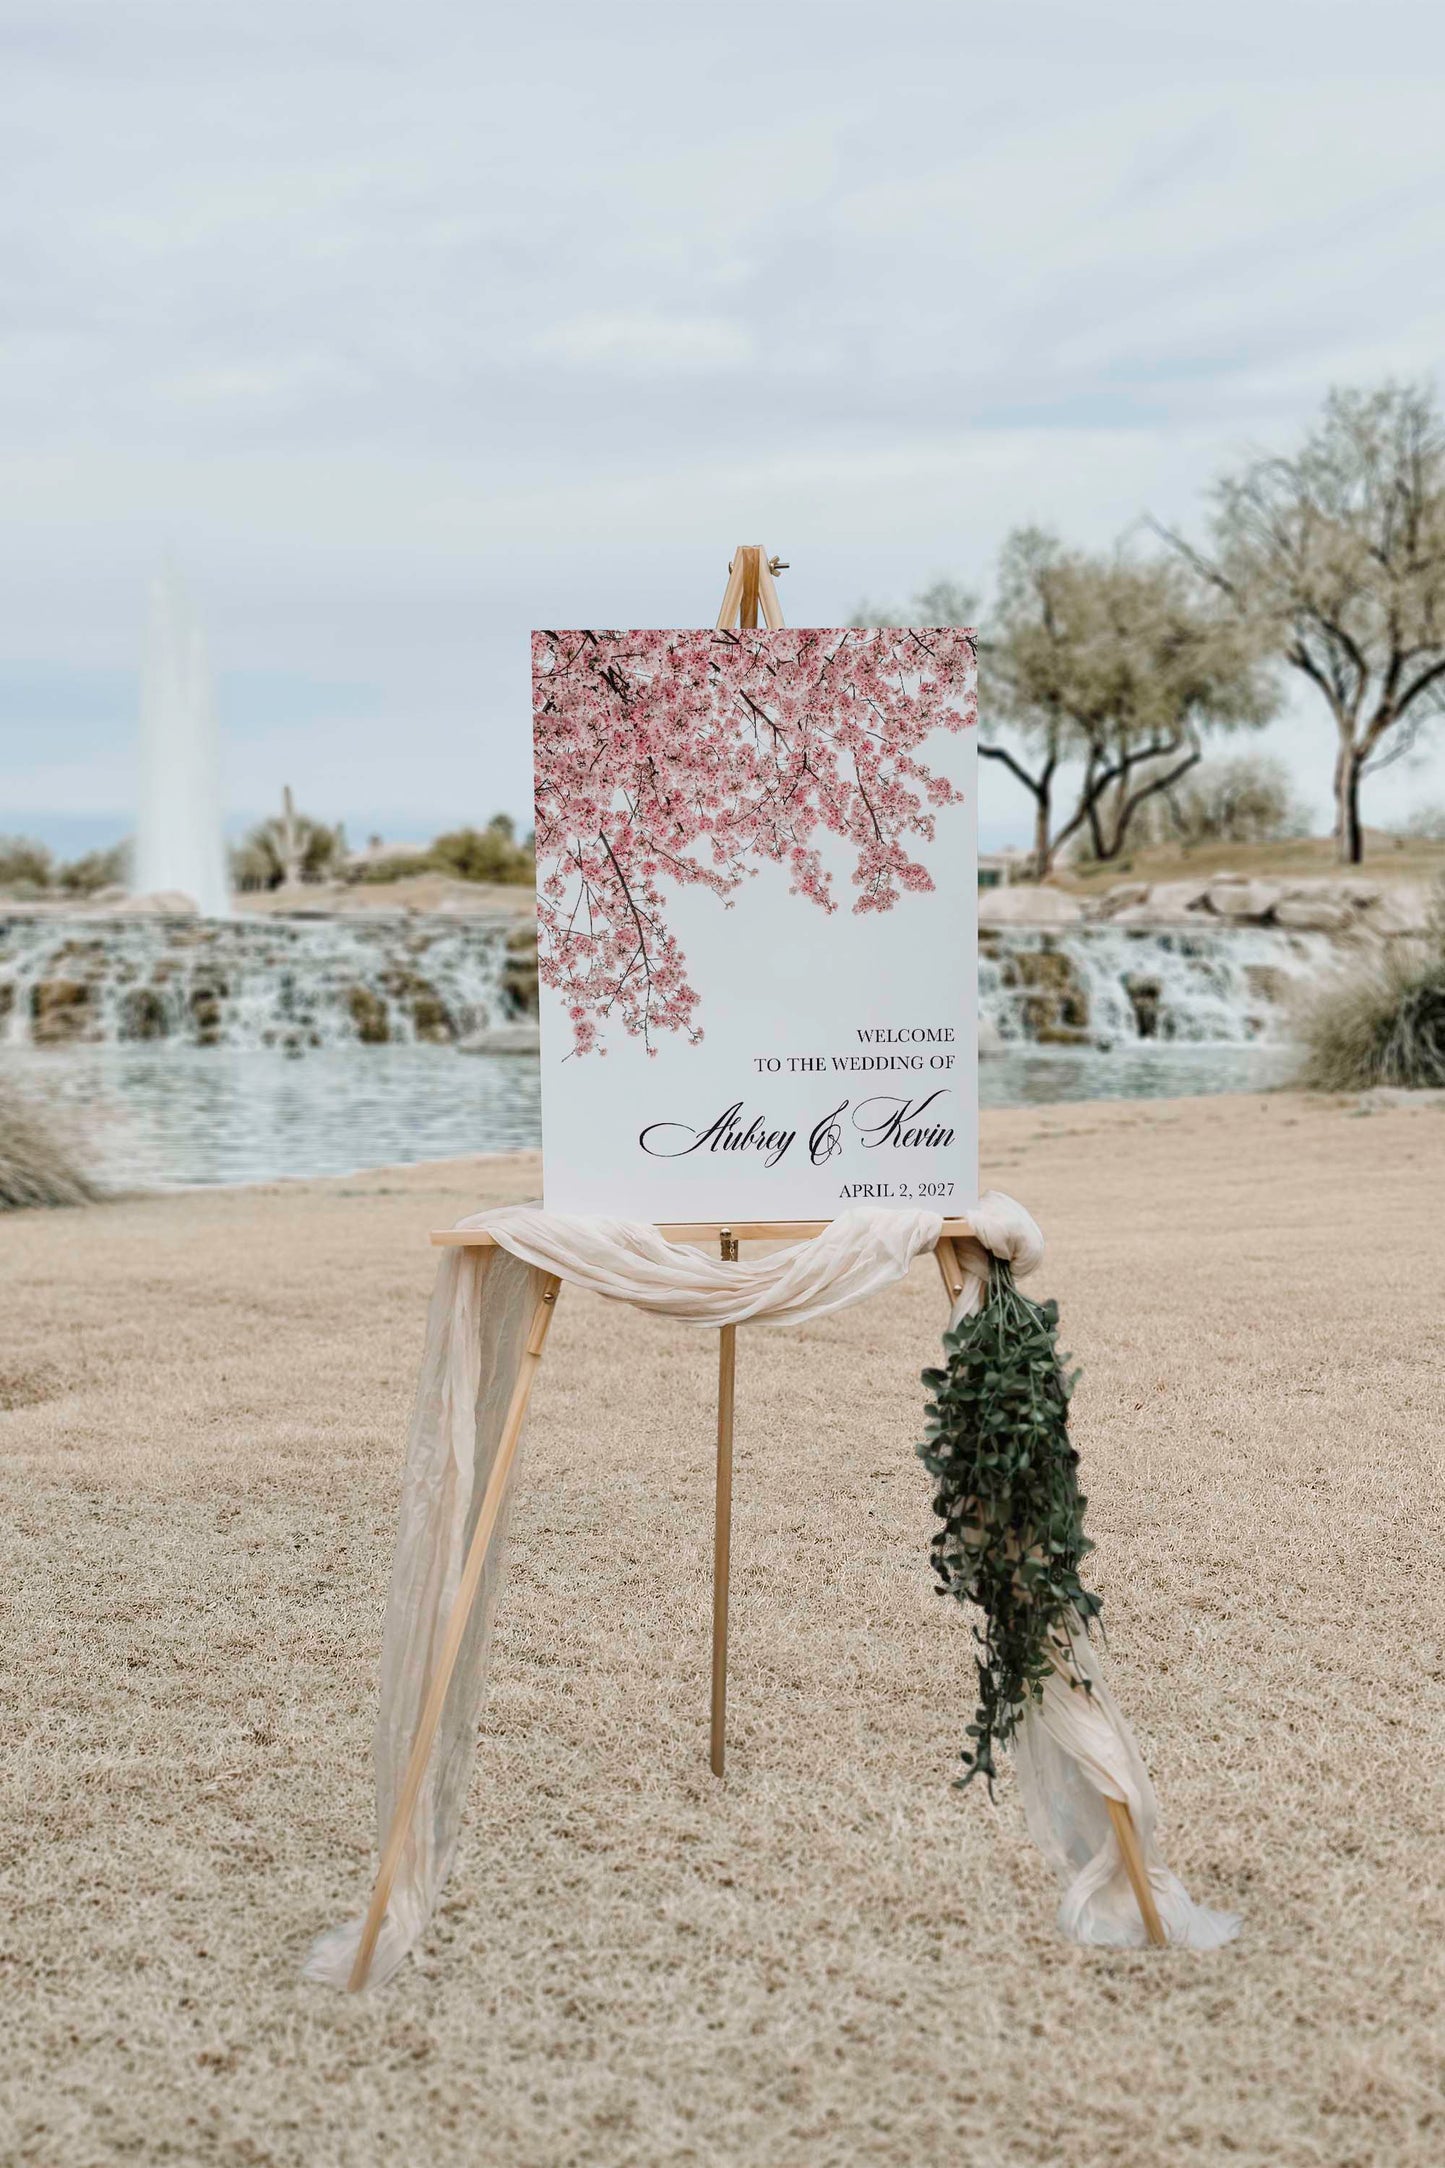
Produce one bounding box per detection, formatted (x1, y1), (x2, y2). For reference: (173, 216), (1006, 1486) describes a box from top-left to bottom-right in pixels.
(532, 626), (979, 1222)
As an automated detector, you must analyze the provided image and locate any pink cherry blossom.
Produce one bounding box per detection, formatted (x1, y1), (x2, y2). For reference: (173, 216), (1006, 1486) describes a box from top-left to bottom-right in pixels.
(533, 626), (977, 1055)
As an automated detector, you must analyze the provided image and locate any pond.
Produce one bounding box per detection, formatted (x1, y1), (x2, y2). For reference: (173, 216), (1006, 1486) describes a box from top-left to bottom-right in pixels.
(2, 1041), (1301, 1192)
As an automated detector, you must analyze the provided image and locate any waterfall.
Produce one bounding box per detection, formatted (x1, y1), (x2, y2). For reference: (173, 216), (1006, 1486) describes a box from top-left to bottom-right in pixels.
(0, 913), (1331, 1055)
(978, 924), (1334, 1048)
(133, 568), (229, 917)
(0, 915), (521, 1051)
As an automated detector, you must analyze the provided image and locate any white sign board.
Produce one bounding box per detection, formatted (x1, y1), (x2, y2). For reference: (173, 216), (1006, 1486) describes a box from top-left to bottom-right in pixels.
(533, 626), (978, 1222)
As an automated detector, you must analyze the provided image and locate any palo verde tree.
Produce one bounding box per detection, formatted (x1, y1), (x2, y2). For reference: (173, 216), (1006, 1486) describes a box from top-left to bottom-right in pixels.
(855, 538), (1276, 879)
(983, 530), (1278, 877)
(1163, 382), (1445, 864)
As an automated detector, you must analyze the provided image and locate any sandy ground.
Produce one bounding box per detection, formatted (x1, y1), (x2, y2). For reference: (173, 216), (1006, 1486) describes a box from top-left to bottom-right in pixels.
(2, 1092), (1444, 2168)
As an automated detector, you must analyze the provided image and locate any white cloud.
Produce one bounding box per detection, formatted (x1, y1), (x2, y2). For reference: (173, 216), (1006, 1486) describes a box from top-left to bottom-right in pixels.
(3, 0), (1445, 846)
(535, 311), (755, 372)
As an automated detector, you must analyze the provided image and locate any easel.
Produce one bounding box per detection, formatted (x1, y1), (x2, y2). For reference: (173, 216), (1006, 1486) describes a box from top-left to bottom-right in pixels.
(344, 552), (1165, 1990)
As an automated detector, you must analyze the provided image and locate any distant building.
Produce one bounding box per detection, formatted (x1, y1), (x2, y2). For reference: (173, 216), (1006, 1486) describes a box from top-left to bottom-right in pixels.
(978, 849), (1026, 890)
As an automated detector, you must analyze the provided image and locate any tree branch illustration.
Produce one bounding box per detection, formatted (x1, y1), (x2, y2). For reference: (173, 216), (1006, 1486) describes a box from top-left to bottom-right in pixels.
(533, 627), (977, 1055)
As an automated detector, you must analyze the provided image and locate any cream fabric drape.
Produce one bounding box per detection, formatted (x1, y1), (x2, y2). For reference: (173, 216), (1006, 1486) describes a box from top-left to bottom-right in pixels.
(941, 1196), (1237, 1949)
(302, 1240), (547, 1988)
(303, 1198), (1236, 1988)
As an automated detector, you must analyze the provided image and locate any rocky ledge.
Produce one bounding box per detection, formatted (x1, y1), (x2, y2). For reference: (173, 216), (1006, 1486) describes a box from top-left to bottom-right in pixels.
(981, 873), (1435, 938)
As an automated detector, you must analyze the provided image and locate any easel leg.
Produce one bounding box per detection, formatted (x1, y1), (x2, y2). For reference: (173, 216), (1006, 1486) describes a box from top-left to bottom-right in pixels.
(1105, 1795), (1168, 1947)
(710, 1231), (739, 1777)
(711, 1321), (737, 1776)
(347, 1271), (563, 1992)
(932, 1239), (1167, 1950)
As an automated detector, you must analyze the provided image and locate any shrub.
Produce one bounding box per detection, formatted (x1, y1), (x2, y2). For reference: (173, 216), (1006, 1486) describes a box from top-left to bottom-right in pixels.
(0, 1085), (100, 1210)
(349, 850), (437, 885)
(1295, 947), (1445, 1091)
(430, 817), (534, 886)
(58, 842), (130, 894)
(1130, 754), (1313, 851)
(231, 813), (346, 890)
(0, 836), (54, 893)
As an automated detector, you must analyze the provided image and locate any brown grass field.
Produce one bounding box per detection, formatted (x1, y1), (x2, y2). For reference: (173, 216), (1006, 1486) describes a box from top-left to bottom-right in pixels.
(2, 1092), (1443, 2167)
(1053, 826), (1445, 895)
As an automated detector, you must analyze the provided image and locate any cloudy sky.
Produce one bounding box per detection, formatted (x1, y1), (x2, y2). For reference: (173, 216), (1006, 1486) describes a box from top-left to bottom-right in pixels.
(4, 0), (1445, 856)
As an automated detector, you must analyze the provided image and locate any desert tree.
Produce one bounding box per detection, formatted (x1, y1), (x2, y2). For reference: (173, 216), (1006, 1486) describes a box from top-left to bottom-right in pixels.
(1162, 382), (1445, 864)
(855, 538), (1275, 877)
(984, 530), (1278, 876)
(1133, 752), (1311, 850)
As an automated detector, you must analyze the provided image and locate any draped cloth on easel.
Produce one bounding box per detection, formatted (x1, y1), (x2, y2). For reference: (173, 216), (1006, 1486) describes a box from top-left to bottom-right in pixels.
(302, 1199), (1237, 1989)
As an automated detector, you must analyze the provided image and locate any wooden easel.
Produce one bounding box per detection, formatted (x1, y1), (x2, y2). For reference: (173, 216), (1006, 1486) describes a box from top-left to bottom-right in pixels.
(344, 552), (1165, 1990)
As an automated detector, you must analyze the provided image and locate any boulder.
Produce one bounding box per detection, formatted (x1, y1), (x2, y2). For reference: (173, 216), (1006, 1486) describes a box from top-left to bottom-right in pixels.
(1145, 877), (1216, 918)
(457, 1024), (541, 1056)
(1123, 973), (1162, 1038)
(1093, 882), (1151, 920)
(118, 987), (169, 1041)
(1205, 879), (1282, 922)
(1005, 945), (1092, 1042)
(1091, 877), (1214, 925)
(1244, 964), (1292, 1006)
(30, 978), (94, 1043)
(1273, 896), (1356, 934)
(502, 922), (540, 1014)
(1358, 886), (1432, 937)
(411, 990), (453, 1043)
(346, 984), (390, 1044)
(978, 885), (1084, 928)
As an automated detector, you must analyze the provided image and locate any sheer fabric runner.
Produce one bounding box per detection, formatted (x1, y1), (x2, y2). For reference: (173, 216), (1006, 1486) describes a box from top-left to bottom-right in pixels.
(303, 1199), (1236, 1988)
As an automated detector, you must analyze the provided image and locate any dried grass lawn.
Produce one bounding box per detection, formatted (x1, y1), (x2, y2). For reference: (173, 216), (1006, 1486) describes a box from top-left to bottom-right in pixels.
(3, 1092), (1444, 2167)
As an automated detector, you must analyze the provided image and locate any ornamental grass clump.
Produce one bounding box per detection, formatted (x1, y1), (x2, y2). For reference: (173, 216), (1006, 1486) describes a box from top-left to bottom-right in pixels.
(0, 1083), (99, 1211)
(918, 1258), (1101, 1789)
(1295, 876), (1445, 1092)
(1295, 944), (1445, 1092)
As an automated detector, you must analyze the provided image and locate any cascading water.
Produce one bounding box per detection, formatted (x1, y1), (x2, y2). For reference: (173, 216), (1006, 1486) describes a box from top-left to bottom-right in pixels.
(979, 923), (1333, 1047)
(1, 913), (1329, 1054)
(0, 915), (523, 1050)
(133, 568), (229, 917)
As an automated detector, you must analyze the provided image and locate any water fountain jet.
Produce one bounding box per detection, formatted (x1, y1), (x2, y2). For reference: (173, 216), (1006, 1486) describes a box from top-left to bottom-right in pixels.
(133, 567), (229, 917)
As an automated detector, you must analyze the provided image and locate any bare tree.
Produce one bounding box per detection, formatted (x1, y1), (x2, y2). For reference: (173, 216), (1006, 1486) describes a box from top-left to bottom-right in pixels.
(1161, 383), (1445, 864)
(986, 530), (1277, 876)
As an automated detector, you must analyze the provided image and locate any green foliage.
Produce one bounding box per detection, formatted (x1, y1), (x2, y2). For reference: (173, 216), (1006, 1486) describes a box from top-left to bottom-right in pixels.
(429, 816), (534, 886)
(0, 835), (55, 893)
(349, 849), (437, 885)
(344, 816), (534, 886)
(917, 1260), (1101, 1789)
(231, 812), (346, 890)
(1176, 381), (1445, 863)
(57, 842), (129, 894)
(987, 530), (1280, 870)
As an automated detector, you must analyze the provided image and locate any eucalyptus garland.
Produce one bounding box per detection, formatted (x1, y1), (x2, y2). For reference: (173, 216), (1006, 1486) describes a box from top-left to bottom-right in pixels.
(917, 1256), (1102, 1789)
